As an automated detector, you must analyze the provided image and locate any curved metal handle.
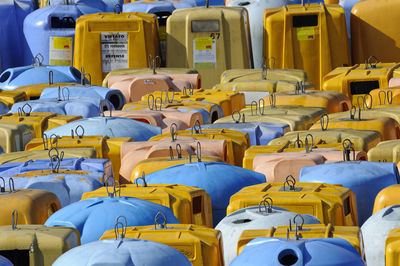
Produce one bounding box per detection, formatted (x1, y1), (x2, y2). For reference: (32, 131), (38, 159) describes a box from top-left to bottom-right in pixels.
(283, 175), (296, 191)
(258, 99), (265, 115)
(49, 70), (54, 85)
(378, 90), (387, 106)
(22, 103), (32, 116)
(258, 197), (273, 214)
(166, 89), (174, 104)
(293, 214), (305, 230)
(364, 94), (372, 110)
(62, 87), (70, 101)
(42, 133), (49, 150)
(269, 94), (276, 109)
(8, 178), (15, 192)
(170, 123), (178, 142)
(147, 94), (155, 110)
(294, 133), (303, 148)
(342, 138), (355, 161)
(196, 141), (202, 162)
(320, 114), (329, 131)
(75, 125), (85, 139)
(154, 97), (162, 111)
(367, 55), (379, 68)
(114, 215), (127, 240)
(176, 143), (182, 159)
(11, 210), (18, 230)
(154, 211), (167, 229)
(114, 4), (122, 14)
(32, 53), (44, 66)
(231, 110), (241, 123)
(305, 134), (313, 153)
(192, 119), (202, 134)
(0, 177), (5, 193)
(387, 90), (393, 105)
(134, 172), (147, 187)
(250, 101), (258, 116)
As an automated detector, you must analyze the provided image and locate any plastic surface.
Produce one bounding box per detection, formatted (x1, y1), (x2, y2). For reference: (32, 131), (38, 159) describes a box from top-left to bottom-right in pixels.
(45, 196), (179, 244)
(227, 0), (288, 68)
(48, 0), (124, 12)
(362, 205), (400, 266)
(10, 97), (112, 118)
(82, 183), (213, 227)
(74, 12), (159, 85)
(215, 205), (320, 264)
(6, 169), (104, 207)
(0, 187), (61, 226)
(231, 237), (364, 266)
(100, 223), (222, 266)
(373, 184), (400, 214)
(45, 116), (161, 141)
(0, 0), (33, 72)
(0, 255), (12, 266)
(351, 0), (400, 64)
(201, 122), (288, 145)
(166, 6), (253, 89)
(0, 64), (83, 91)
(385, 227), (400, 266)
(53, 238), (191, 266)
(145, 161), (265, 225)
(40, 84), (126, 110)
(23, 4), (102, 66)
(264, 3), (350, 89)
(0, 123), (34, 153)
(300, 161), (400, 224)
(238, 223), (363, 255)
(227, 182), (358, 226)
(0, 224), (80, 266)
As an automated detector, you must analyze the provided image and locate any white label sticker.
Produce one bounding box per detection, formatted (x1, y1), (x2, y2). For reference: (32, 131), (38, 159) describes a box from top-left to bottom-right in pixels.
(193, 37), (216, 69)
(101, 32), (129, 73)
(49, 36), (73, 66)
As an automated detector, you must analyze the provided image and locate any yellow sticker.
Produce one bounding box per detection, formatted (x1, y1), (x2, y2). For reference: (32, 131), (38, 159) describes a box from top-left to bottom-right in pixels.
(195, 37), (213, 50)
(52, 37), (72, 50)
(297, 27), (315, 41)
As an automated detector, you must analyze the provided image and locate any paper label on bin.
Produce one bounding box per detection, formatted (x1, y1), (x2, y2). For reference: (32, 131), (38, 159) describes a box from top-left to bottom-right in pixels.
(297, 27), (315, 41)
(49, 36), (73, 66)
(193, 37), (216, 69)
(101, 32), (128, 73)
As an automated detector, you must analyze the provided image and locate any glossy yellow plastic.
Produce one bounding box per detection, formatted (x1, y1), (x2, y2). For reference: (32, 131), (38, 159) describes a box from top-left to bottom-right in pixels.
(25, 136), (132, 181)
(322, 63), (400, 106)
(309, 116), (400, 141)
(102, 68), (198, 87)
(367, 140), (400, 164)
(141, 89), (245, 116)
(0, 113), (82, 137)
(0, 148), (97, 165)
(385, 227), (400, 266)
(82, 183), (213, 227)
(0, 224), (80, 266)
(101, 224), (223, 266)
(269, 129), (381, 151)
(219, 68), (307, 84)
(0, 188), (61, 226)
(0, 90), (27, 108)
(351, 0), (400, 64)
(74, 12), (159, 85)
(372, 185), (400, 214)
(149, 128), (250, 166)
(166, 6), (253, 90)
(267, 90), (352, 114)
(328, 106), (400, 126)
(238, 224), (362, 255)
(0, 123), (34, 153)
(14, 83), (78, 100)
(264, 3), (350, 89)
(227, 182), (358, 226)
(131, 155), (223, 180)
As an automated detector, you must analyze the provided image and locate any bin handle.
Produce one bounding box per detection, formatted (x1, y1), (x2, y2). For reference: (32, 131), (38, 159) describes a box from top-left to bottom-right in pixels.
(113, 4), (122, 14)
(147, 94), (155, 110)
(114, 216), (127, 240)
(283, 175), (296, 191)
(378, 90), (387, 106)
(49, 134), (59, 150)
(269, 94), (276, 109)
(0, 177), (5, 193)
(292, 214), (305, 233)
(305, 134), (313, 153)
(258, 98), (265, 115)
(154, 97), (162, 111)
(18, 103), (32, 117)
(165, 89), (174, 104)
(154, 211), (167, 229)
(75, 125), (85, 139)
(258, 197), (273, 214)
(8, 178), (15, 193)
(387, 90), (393, 104)
(62, 87), (70, 101)
(196, 141), (202, 162)
(231, 110), (242, 123)
(11, 210), (18, 230)
(294, 133), (303, 148)
(192, 119), (202, 134)
(170, 123), (178, 142)
(342, 139), (355, 161)
(367, 55), (379, 69)
(320, 114), (329, 131)
(134, 172), (147, 187)
(32, 53), (44, 66)
(364, 94), (372, 109)
(49, 71), (54, 85)
(250, 101), (258, 116)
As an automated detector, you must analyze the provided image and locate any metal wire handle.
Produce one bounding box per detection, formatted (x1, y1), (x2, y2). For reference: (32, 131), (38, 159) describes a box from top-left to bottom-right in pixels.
(170, 123), (178, 142)
(258, 197), (273, 214)
(154, 211), (167, 229)
(114, 215), (127, 240)
(134, 172), (147, 187)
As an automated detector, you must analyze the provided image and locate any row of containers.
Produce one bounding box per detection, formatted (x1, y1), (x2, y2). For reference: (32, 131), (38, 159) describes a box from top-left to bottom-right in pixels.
(3, 59), (400, 265)
(3, 0), (399, 91)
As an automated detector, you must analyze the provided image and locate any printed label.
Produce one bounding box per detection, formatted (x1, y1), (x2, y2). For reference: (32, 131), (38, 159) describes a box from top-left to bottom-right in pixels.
(101, 32), (129, 73)
(49, 36), (73, 66)
(297, 27), (315, 41)
(193, 37), (216, 69)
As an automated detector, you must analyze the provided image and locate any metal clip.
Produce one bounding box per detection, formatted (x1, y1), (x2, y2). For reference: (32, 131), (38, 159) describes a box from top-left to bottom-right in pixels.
(258, 197), (273, 214)
(154, 211), (167, 229)
(192, 119), (202, 134)
(283, 175), (296, 191)
(75, 125), (85, 139)
(114, 216), (127, 240)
